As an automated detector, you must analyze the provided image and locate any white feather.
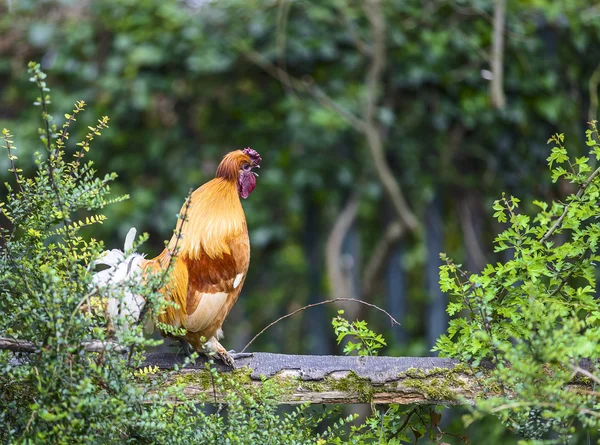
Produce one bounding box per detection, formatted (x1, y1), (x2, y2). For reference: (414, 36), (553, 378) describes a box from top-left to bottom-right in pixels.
(92, 227), (146, 338)
(233, 273), (244, 289)
(124, 227), (137, 253)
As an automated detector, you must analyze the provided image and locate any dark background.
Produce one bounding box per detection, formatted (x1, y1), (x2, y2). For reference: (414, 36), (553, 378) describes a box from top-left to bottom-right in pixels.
(1, 0), (599, 440)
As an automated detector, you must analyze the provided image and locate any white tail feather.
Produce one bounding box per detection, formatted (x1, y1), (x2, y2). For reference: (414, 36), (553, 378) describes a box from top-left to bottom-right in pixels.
(92, 227), (146, 337)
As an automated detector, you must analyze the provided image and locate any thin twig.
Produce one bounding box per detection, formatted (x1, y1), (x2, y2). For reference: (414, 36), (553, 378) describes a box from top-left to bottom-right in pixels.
(305, 81), (367, 132)
(37, 83), (53, 159)
(570, 362), (600, 386)
(138, 188), (193, 325)
(241, 298), (401, 353)
(489, 401), (600, 418)
(32, 73), (75, 253)
(541, 165), (600, 243)
(275, 0), (298, 101)
(238, 43), (367, 133)
(158, 189), (193, 288)
(338, 4), (371, 56)
(490, 0), (506, 109)
(362, 0), (386, 125)
(209, 362), (218, 405)
(2, 130), (23, 192)
(326, 194), (359, 301)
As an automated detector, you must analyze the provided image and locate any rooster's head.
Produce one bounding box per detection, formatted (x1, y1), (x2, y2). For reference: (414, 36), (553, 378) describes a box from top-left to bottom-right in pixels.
(216, 148), (262, 199)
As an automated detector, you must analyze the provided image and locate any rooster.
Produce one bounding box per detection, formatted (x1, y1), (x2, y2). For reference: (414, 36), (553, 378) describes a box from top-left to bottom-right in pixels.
(93, 148), (261, 366)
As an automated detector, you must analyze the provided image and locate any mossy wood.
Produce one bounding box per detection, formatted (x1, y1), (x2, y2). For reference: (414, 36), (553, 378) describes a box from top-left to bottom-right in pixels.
(145, 352), (483, 405)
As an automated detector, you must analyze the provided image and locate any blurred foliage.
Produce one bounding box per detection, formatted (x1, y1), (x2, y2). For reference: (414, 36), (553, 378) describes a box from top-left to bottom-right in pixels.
(1, 1), (600, 442)
(1, 0), (599, 355)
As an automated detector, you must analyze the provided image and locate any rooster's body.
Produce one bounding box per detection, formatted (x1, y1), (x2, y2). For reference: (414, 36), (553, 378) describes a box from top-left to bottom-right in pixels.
(96, 148), (261, 366)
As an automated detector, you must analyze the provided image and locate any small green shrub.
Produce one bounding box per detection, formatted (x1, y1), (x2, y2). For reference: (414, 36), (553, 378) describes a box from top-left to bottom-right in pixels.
(332, 310), (386, 356)
(435, 124), (600, 442)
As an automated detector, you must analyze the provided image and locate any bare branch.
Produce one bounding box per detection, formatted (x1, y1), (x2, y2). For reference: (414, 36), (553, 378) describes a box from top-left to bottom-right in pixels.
(362, 0), (386, 125)
(338, 3), (371, 56)
(275, 0), (298, 100)
(490, 0), (506, 109)
(241, 298), (401, 353)
(361, 0), (420, 232)
(364, 127), (419, 232)
(361, 220), (403, 297)
(241, 0), (420, 235)
(541, 165), (600, 243)
(304, 80), (368, 133)
(589, 62), (600, 122)
(326, 194), (360, 301)
(239, 45), (367, 132)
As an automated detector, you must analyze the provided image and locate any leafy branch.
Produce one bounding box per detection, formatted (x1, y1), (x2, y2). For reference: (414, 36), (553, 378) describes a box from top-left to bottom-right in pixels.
(2, 128), (23, 193)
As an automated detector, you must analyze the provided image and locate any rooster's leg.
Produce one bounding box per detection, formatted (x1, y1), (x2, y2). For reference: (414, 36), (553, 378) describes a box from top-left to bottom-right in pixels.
(203, 336), (235, 368)
(178, 339), (194, 357)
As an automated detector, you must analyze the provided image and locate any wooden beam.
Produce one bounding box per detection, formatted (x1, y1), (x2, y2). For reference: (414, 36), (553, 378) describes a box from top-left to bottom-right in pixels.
(4, 342), (591, 405)
(144, 352), (482, 405)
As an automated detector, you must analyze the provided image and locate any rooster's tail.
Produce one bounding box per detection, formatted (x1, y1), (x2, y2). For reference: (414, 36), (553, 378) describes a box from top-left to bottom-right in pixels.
(91, 227), (147, 336)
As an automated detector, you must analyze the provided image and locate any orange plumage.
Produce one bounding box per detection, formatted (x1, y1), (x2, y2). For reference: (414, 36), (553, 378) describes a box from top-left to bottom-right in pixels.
(143, 148), (261, 365)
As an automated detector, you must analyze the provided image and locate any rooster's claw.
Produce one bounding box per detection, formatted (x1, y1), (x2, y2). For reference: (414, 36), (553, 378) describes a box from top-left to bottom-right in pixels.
(217, 350), (235, 368)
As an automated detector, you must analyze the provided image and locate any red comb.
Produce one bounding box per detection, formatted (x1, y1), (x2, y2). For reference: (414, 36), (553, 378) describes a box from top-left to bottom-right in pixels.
(242, 147), (262, 166)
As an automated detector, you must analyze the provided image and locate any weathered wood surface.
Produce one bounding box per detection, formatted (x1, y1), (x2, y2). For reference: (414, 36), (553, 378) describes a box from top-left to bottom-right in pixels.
(4, 343), (592, 405)
(143, 352), (482, 405)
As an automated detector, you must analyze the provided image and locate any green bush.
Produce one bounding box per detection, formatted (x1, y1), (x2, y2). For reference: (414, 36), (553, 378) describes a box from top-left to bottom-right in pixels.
(435, 125), (600, 442)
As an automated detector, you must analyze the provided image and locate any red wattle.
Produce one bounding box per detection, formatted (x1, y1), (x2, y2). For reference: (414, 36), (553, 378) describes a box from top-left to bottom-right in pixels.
(238, 171), (256, 199)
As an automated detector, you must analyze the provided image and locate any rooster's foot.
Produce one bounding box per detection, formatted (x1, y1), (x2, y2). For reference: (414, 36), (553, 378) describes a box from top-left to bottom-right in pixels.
(216, 350), (235, 368)
(178, 339), (195, 357)
(203, 337), (235, 368)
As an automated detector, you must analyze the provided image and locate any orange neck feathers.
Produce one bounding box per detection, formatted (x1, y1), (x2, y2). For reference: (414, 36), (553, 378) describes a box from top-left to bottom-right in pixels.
(164, 149), (259, 261)
(215, 152), (243, 181)
(169, 178), (247, 260)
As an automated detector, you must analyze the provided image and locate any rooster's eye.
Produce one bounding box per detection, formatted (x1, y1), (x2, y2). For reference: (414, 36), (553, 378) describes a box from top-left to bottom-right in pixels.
(242, 163), (251, 171)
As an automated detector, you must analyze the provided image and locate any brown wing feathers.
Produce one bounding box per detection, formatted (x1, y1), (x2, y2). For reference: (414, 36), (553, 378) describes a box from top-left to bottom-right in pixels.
(183, 252), (238, 314)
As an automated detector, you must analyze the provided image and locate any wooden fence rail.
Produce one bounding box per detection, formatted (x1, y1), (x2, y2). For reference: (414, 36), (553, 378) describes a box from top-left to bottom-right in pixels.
(4, 339), (591, 405)
(144, 352), (482, 405)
